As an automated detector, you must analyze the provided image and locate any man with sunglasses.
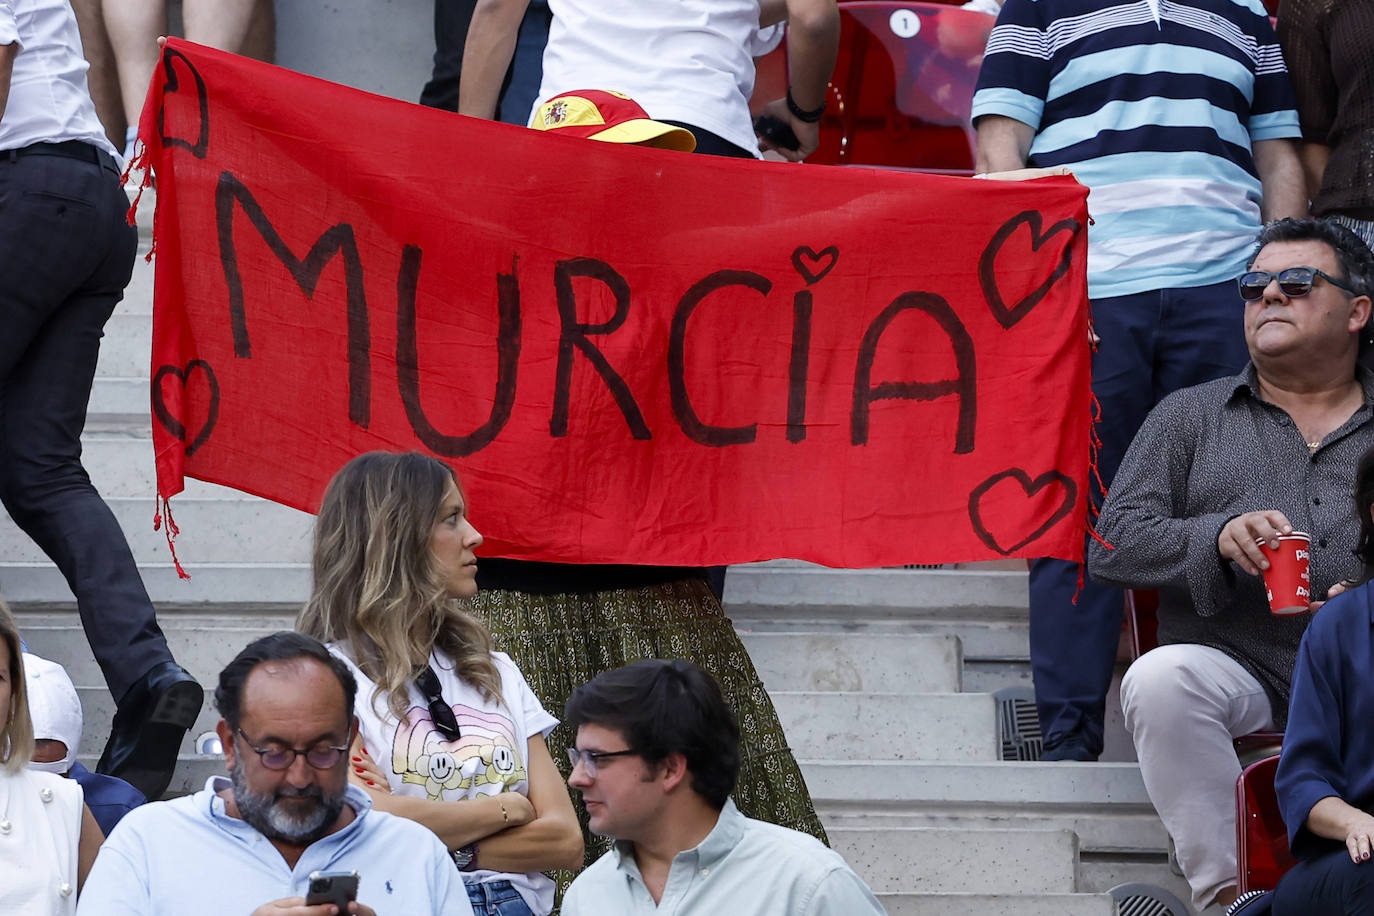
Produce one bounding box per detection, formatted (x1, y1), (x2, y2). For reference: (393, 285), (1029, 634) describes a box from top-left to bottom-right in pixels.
(560, 658), (884, 915)
(1089, 218), (1374, 911)
(77, 632), (473, 916)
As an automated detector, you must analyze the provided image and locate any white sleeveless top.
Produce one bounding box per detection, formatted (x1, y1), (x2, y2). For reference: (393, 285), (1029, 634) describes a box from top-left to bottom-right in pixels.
(0, 768), (83, 916)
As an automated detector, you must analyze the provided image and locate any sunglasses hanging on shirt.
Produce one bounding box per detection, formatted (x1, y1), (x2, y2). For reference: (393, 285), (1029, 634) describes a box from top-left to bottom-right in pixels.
(415, 665), (462, 740)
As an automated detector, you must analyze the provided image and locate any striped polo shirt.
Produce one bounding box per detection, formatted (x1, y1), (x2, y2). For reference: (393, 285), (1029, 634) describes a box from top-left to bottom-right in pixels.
(971, 0), (1301, 299)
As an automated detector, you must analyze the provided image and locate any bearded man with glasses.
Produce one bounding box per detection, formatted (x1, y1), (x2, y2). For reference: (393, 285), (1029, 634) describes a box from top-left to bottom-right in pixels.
(1088, 218), (1374, 911)
(75, 632), (473, 916)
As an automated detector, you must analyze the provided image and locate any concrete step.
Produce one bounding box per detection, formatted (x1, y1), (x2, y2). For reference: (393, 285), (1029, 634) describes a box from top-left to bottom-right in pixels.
(1080, 856), (1197, 911)
(0, 495), (313, 566)
(0, 562), (312, 605)
(801, 761), (1165, 855)
(15, 607), (297, 686)
(773, 692), (999, 761)
(725, 562), (1029, 613)
(59, 432), (255, 501)
(17, 606), (297, 758)
(732, 604), (1030, 662)
(738, 632), (962, 693)
(96, 312), (152, 378)
(829, 826), (1079, 894)
(881, 893), (1115, 915)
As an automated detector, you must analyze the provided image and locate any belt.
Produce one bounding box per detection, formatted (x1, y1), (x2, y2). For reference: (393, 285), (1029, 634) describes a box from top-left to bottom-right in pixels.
(3, 140), (120, 176)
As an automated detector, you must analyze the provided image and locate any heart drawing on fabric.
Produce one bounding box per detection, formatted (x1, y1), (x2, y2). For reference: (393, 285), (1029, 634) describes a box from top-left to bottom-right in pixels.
(968, 468), (1077, 555)
(978, 210), (1081, 330)
(152, 360), (220, 457)
(157, 47), (210, 159)
(791, 245), (839, 285)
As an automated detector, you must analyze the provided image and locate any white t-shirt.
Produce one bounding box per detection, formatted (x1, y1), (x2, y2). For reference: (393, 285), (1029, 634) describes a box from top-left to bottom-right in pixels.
(330, 646), (559, 915)
(534, 0), (770, 156)
(0, 0), (119, 160)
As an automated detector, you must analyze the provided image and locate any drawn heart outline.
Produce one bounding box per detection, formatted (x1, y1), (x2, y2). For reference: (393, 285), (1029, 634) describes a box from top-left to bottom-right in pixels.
(792, 245), (839, 286)
(968, 468), (1078, 555)
(978, 210), (1081, 330)
(157, 46), (210, 159)
(152, 359), (220, 457)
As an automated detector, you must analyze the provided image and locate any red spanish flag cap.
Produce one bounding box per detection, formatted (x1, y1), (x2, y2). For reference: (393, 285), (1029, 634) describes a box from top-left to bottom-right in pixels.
(532, 89), (697, 152)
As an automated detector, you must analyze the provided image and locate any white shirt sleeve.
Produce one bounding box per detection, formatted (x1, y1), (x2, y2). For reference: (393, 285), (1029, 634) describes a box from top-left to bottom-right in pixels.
(0, 0), (21, 48)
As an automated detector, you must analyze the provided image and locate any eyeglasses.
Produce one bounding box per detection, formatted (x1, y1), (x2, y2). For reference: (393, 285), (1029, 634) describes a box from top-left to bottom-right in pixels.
(416, 665), (461, 741)
(1238, 266), (1357, 301)
(235, 728), (349, 771)
(567, 746), (638, 777)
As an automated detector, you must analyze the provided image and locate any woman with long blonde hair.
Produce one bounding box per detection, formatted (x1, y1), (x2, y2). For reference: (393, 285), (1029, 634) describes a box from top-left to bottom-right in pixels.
(297, 451), (582, 916)
(0, 601), (103, 914)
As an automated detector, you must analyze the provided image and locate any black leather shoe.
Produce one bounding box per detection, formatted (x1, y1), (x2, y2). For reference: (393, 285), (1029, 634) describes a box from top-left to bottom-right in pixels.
(96, 661), (203, 800)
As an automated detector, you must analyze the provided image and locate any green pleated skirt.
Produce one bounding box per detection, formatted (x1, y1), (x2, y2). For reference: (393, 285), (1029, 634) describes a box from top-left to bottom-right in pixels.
(468, 576), (827, 896)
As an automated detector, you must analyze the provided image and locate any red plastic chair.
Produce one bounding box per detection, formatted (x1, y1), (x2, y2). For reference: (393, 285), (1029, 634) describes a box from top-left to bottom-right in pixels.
(751, 2), (995, 172)
(1236, 754), (1299, 894)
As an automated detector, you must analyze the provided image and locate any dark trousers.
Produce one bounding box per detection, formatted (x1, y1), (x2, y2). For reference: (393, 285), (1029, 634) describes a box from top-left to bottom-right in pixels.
(1032, 278), (1249, 758)
(0, 147), (171, 701)
(1274, 849), (1374, 914)
(421, 0), (551, 126)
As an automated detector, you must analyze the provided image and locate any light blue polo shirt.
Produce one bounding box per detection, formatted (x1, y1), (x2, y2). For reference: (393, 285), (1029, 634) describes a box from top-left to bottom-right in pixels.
(563, 798), (886, 915)
(77, 777), (472, 916)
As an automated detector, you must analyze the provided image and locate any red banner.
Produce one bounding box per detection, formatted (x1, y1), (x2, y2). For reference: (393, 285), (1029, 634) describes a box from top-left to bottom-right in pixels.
(141, 40), (1091, 568)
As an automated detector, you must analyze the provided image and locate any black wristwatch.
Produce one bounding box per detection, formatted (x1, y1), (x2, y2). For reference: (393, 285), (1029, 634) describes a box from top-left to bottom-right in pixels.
(786, 88), (826, 123)
(452, 842), (479, 872)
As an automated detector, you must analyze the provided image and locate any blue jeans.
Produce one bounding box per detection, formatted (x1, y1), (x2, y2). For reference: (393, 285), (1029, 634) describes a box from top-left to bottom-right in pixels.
(1031, 279), (1249, 759)
(465, 878), (534, 916)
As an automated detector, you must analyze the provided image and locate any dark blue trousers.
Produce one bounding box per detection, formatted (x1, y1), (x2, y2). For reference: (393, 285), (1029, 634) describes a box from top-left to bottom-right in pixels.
(1274, 848), (1374, 915)
(1032, 278), (1249, 759)
(0, 147), (170, 701)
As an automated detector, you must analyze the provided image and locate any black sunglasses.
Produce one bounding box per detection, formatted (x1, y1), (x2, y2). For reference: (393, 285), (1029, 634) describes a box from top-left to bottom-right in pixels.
(415, 665), (461, 741)
(1238, 266), (1356, 301)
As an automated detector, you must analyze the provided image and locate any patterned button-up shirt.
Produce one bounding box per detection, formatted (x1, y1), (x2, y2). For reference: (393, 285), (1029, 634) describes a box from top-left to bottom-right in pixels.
(1089, 364), (1374, 725)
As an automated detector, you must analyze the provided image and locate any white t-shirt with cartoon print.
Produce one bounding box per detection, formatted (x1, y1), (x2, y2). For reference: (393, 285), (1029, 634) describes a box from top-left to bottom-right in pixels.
(329, 645), (559, 915)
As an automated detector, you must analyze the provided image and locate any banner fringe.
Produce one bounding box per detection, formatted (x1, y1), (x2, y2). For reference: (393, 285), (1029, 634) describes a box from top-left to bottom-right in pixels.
(153, 495), (190, 580)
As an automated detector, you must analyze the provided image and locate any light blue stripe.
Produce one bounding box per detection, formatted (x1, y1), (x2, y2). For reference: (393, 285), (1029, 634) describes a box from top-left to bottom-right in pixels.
(1036, 149), (1261, 188)
(1090, 204), (1259, 241)
(1046, 45), (1253, 103)
(970, 87), (1044, 129)
(1033, 97), (1250, 154)
(1248, 109), (1301, 140)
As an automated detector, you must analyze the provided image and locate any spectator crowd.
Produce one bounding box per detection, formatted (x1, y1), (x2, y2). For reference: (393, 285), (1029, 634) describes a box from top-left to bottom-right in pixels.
(2, 0), (1374, 913)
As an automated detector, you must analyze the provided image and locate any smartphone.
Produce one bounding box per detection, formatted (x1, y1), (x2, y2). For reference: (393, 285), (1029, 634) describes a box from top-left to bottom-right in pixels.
(305, 870), (359, 910)
(753, 114), (801, 152)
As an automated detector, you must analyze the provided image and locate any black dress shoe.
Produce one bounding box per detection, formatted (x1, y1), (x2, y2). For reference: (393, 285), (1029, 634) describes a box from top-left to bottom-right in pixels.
(97, 661), (203, 800)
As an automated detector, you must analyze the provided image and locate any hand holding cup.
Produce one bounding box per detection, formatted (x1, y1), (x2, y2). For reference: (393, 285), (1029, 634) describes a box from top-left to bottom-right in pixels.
(1218, 511), (1294, 576)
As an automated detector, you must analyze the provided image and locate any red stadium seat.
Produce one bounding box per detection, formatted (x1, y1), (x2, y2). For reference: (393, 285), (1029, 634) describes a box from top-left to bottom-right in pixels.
(751, 2), (995, 172)
(1124, 588), (1160, 659)
(1236, 754), (1298, 895)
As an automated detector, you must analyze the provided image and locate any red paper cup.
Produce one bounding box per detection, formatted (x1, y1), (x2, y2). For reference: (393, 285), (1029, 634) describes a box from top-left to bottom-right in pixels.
(1258, 532), (1312, 616)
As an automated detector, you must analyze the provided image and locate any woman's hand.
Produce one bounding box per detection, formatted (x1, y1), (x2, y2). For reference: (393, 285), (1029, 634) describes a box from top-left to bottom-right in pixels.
(1345, 810), (1374, 863)
(497, 790), (535, 827)
(348, 736), (389, 790)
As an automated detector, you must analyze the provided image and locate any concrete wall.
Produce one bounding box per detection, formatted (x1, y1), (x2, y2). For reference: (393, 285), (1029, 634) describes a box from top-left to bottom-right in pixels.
(165, 0), (435, 103)
(274, 0), (435, 102)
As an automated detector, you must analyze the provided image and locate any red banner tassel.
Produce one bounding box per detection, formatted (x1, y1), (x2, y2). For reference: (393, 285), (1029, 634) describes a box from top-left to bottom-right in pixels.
(121, 140), (153, 227)
(153, 495), (190, 579)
